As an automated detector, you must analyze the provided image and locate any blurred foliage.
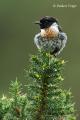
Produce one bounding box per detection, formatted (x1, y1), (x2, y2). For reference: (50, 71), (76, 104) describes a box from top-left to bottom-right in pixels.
(0, 79), (29, 120)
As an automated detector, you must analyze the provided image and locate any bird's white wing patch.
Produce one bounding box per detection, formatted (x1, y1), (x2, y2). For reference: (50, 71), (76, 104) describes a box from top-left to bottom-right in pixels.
(59, 32), (67, 53)
(34, 33), (41, 49)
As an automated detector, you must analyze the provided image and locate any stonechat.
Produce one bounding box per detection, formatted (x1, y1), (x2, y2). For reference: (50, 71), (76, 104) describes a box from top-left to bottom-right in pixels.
(34, 16), (67, 56)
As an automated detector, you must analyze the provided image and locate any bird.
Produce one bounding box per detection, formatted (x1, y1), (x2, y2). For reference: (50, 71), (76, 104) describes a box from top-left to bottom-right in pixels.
(34, 16), (67, 56)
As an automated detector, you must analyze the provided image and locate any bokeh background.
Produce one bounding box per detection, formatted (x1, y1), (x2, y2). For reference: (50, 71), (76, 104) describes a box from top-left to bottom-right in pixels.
(0, 0), (80, 119)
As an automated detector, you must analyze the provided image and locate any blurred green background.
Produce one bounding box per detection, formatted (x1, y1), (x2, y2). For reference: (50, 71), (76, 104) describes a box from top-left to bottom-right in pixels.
(0, 0), (80, 119)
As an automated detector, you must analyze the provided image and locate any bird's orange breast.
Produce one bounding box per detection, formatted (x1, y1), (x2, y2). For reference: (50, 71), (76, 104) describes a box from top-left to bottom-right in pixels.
(41, 28), (58, 39)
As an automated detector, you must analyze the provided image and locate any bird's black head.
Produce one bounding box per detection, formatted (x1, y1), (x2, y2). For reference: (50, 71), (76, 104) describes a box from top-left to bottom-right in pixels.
(35, 16), (59, 29)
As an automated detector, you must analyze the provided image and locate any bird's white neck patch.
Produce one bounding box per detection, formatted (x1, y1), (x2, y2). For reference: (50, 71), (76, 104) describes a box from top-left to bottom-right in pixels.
(50, 22), (59, 33)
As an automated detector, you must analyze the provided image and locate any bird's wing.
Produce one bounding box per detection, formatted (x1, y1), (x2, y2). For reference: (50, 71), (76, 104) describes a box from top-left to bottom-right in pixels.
(59, 32), (67, 41)
(34, 33), (42, 49)
(58, 32), (67, 54)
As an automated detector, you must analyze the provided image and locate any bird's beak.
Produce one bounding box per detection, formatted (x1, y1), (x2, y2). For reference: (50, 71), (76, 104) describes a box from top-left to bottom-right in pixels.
(34, 21), (40, 25)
